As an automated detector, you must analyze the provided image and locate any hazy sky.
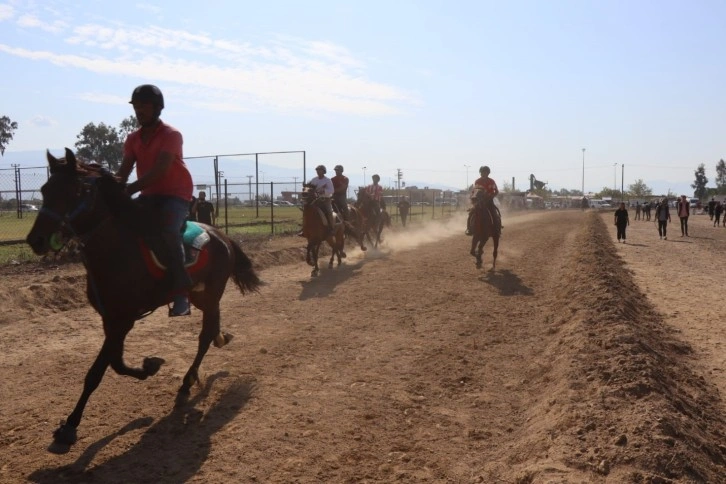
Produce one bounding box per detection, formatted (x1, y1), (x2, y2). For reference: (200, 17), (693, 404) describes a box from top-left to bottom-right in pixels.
(1, 0), (724, 194)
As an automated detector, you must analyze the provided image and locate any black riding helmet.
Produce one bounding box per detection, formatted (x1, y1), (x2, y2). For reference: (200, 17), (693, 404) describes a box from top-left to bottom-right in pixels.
(129, 84), (164, 109)
(334, 165), (344, 172)
(479, 166), (490, 175)
(372, 174), (380, 182)
(315, 165), (327, 174)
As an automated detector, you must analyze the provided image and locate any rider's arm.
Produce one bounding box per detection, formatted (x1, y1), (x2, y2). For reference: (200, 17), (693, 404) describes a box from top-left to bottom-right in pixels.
(116, 153), (135, 183)
(126, 151), (174, 195)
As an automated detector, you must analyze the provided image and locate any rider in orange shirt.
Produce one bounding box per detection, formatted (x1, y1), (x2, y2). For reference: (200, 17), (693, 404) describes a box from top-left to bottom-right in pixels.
(466, 165), (501, 235)
(117, 84), (194, 317)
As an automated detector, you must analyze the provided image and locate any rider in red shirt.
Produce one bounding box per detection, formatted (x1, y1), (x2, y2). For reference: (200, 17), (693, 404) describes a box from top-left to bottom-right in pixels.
(117, 84), (194, 317)
(466, 165), (501, 235)
(331, 165), (350, 221)
(365, 174), (386, 214)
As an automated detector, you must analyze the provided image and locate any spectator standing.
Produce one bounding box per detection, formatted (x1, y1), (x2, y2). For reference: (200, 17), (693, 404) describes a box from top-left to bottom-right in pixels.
(708, 197), (716, 220)
(714, 201), (723, 227)
(655, 198), (672, 240)
(634, 202), (641, 221)
(614, 202), (629, 243)
(676, 195), (690, 237)
(194, 191), (215, 225)
(397, 196), (411, 227)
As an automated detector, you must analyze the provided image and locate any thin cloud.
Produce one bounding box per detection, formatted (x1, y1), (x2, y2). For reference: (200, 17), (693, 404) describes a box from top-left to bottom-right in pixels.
(0, 4), (13, 21)
(0, 21), (418, 116)
(0, 6), (418, 116)
(28, 115), (56, 127)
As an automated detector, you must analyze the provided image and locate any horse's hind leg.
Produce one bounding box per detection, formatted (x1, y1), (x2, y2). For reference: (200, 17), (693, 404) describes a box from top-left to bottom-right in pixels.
(491, 236), (499, 271)
(178, 306), (220, 398)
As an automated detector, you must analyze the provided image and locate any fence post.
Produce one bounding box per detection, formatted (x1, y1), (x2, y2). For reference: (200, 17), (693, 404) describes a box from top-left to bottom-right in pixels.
(224, 179), (228, 234)
(270, 181), (275, 235)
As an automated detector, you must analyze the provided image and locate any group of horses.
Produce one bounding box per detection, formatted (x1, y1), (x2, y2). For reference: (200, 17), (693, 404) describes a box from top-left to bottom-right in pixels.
(24, 148), (500, 449)
(299, 185), (391, 277)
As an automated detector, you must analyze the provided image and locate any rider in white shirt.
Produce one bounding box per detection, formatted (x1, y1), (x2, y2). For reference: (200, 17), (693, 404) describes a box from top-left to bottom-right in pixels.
(309, 165), (335, 235)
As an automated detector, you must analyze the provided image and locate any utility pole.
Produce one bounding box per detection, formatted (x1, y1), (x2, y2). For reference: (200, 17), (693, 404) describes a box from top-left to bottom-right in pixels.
(246, 175), (253, 204)
(396, 168), (403, 202)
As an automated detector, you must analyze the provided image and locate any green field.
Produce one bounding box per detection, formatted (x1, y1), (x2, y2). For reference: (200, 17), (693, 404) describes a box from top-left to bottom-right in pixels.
(0, 204), (461, 264)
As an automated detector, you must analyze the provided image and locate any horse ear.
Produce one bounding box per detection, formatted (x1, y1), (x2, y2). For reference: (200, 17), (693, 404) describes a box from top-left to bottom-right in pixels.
(47, 149), (64, 173)
(64, 148), (77, 170)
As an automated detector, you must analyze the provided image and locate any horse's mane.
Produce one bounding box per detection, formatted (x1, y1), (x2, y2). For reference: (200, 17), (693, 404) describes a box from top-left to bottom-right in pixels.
(74, 161), (150, 234)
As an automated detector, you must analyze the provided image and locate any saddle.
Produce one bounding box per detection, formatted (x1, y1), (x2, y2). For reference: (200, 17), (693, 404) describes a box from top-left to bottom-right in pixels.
(139, 221), (212, 280)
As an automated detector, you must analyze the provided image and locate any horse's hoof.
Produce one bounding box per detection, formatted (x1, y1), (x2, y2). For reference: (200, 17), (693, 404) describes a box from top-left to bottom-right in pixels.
(340, 251), (347, 258)
(143, 357), (165, 376)
(53, 421), (77, 445)
(361, 246), (367, 251)
(470, 250), (476, 257)
(214, 332), (234, 348)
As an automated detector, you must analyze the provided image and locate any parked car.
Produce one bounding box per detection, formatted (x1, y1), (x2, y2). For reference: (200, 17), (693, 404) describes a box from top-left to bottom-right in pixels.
(21, 204), (39, 212)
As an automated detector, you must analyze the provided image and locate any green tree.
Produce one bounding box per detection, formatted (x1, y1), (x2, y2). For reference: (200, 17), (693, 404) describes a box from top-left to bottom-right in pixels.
(715, 159), (726, 194)
(691, 164), (708, 199)
(627, 179), (652, 198)
(118, 116), (138, 139)
(0, 115), (19, 156)
(74, 122), (124, 171)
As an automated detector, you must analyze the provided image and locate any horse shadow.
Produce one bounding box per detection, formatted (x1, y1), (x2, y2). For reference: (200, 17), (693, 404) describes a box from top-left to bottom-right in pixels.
(298, 259), (366, 300)
(480, 269), (533, 296)
(28, 372), (254, 484)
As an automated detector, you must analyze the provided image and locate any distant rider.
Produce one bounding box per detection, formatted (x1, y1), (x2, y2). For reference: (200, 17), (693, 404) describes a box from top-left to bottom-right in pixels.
(331, 165), (350, 222)
(308, 165), (336, 236)
(365, 174), (386, 217)
(466, 165), (501, 235)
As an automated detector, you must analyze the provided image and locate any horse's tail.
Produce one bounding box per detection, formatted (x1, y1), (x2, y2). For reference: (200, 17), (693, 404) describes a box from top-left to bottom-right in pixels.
(231, 240), (262, 294)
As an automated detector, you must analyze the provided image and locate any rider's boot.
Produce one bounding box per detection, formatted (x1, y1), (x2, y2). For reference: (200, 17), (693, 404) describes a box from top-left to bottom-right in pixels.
(163, 233), (192, 317)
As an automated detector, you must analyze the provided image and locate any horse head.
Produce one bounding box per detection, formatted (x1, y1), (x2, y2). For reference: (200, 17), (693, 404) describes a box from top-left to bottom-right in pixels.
(26, 148), (130, 255)
(301, 184), (320, 207)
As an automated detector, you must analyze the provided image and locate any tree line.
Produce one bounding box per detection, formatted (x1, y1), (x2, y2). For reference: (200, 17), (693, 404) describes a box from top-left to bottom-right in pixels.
(0, 115), (137, 171)
(1, 114), (726, 198)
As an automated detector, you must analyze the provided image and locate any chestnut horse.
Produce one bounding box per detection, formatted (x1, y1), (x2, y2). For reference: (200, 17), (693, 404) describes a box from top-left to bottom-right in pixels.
(301, 185), (346, 277)
(470, 191), (501, 270)
(26, 148), (261, 447)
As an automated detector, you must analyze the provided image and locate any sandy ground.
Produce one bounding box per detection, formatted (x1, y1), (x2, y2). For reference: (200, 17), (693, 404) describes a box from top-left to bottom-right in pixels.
(0, 209), (725, 483)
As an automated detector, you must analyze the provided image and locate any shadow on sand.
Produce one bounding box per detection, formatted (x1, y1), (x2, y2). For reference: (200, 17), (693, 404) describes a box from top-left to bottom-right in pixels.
(29, 372), (254, 484)
(480, 268), (534, 296)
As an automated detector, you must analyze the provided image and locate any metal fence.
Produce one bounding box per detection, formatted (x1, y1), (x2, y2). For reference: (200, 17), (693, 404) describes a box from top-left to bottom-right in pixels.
(0, 155), (462, 245)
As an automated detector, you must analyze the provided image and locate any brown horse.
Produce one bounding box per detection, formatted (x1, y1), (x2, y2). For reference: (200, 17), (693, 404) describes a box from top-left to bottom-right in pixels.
(301, 185), (346, 277)
(339, 202), (368, 253)
(470, 192), (501, 270)
(25, 148), (261, 447)
(355, 188), (390, 249)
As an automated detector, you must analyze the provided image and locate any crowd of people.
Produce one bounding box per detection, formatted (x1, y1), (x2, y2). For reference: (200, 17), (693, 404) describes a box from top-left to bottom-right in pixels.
(615, 196), (725, 242)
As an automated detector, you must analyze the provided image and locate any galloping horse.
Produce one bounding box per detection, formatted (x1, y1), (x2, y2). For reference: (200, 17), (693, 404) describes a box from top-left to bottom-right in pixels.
(333, 200), (367, 253)
(470, 189), (501, 270)
(26, 148), (261, 447)
(301, 185), (346, 277)
(355, 189), (390, 249)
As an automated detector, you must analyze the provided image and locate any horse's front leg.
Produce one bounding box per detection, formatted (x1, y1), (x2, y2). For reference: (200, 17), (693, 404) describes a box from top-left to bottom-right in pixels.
(53, 342), (112, 445)
(311, 242), (320, 277)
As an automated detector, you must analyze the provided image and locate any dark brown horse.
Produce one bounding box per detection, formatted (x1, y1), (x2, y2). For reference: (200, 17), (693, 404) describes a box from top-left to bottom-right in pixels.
(355, 188), (390, 249)
(25, 148), (261, 447)
(470, 191), (501, 270)
(301, 185), (346, 277)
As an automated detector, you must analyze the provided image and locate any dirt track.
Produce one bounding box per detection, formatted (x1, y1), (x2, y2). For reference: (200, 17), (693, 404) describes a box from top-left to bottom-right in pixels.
(0, 209), (725, 483)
